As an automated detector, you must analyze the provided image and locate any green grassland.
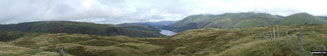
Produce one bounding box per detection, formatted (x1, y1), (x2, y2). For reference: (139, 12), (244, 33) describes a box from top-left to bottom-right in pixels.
(0, 41), (68, 56)
(165, 12), (327, 32)
(165, 12), (282, 32)
(1, 24), (327, 56)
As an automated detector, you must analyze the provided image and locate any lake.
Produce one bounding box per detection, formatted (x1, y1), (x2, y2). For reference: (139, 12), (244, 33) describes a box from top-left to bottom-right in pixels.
(159, 29), (177, 36)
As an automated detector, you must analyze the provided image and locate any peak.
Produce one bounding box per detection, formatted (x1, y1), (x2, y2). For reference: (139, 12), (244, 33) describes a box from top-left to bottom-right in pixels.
(285, 12), (317, 18)
(285, 12), (319, 19)
(291, 12), (312, 16)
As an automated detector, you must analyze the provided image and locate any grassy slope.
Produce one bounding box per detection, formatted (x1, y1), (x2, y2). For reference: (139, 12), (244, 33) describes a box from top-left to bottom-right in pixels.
(1, 24), (327, 56)
(166, 14), (223, 32)
(7, 33), (163, 56)
(0, 42), (67, 56)
(167, 12), (280, 32)
(170, 14), (221, 28)
(205, 12), (279, 28)
(276, 13), (327, 25)
(165, 24), (327, 56)
(167, 12), (327, 32)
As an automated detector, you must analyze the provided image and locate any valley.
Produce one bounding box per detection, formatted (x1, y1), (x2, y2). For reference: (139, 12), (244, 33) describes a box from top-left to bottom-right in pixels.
(1, 12), (327, 56)
(1, 24), (327, 56)
(2, 0), (327, 56)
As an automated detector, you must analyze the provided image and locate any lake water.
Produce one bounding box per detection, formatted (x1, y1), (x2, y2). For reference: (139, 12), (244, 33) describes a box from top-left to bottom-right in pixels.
(159, 29), (177, 36)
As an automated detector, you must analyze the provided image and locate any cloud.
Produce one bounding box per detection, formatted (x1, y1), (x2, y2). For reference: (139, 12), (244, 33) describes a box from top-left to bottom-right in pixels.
(0, 0), (327, 24)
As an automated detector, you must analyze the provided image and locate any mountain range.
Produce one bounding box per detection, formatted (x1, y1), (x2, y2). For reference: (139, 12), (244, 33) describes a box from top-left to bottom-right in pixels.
(119, 21), (175, 28)
(0, 21), (163, 41)
(318, 16), (327, 20)
(163, 12), (327, 32)
(1, 12), (327, 56)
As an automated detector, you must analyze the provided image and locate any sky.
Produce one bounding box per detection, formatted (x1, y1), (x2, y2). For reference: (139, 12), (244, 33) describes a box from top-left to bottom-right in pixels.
(0, 0), (327, 24)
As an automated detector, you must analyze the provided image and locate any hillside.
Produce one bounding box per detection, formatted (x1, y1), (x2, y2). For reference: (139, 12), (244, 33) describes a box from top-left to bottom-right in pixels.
(6, 33), (163, 56)
(318, 16), (327, 20)
(164, 12), (281, 32)
(165, 12), (327, 32)
(0, 30), (27, 41)
(0, 41), (71, 56)
(164, 24), (327, 56)
(118, 23), (161, 32)
(1, 24), (327, 56)
(122, 21), (175, 27)
(0, 21), (163, 38)
(276, 13), (327, 25)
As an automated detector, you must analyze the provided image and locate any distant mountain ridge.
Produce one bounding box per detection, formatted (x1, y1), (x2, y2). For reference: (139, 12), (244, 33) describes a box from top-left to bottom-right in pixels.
(0, 21), (163, 39)
(118, 23), (161, 33)
(164, 12), (327, 32)
(133, 21), (175, 26)
(318, 16), (327, 20)
(119, 21), (175, 28)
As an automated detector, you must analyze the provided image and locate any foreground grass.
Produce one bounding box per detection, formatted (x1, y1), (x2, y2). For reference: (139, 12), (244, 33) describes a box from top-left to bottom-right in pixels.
(1, 24), (327, 56)
(0, 42), (63, 56)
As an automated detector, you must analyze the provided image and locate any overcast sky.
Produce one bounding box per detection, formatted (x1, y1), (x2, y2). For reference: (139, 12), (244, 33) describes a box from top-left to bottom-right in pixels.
(0, 0), (327, 24)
